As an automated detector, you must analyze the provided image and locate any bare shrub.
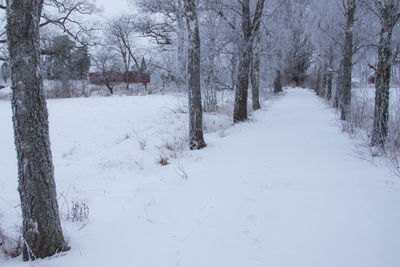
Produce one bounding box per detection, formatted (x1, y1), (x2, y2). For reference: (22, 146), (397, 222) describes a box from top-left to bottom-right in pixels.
(176, 161), (188, 180)
(66, 201), (89, 222)
(158, 131), (188, 160)
(202, 102), (232, 136)
(134, 131), (147, 151)
(158, 155), (169, 166)
(349, 90), (374, 131)
(0, 227), (22, 258)
(202, 85), (218, 112)
(45, 79), (90, 99)
(386, 90), (400, 175)
(338, 87), (400, 176)
(171, 95), (187, 114)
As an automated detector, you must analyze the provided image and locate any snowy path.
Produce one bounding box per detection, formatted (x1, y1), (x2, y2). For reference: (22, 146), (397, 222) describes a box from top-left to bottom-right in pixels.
(2, 88), (400, 267)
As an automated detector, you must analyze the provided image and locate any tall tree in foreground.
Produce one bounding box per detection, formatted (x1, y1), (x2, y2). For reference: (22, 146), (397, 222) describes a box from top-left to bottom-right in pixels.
(367, 0), (400, 146)
(183, 0), (206, 149)
(234, 0), (265, 122)
(339, 0), (357, 121)
(6, 0), (69, 260)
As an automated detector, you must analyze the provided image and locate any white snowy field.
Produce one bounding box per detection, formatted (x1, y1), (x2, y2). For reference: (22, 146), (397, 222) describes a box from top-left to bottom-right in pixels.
(1, 88), (400, 267)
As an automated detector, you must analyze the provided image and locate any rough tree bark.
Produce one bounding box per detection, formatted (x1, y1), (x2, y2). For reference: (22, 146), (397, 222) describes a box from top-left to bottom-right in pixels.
(183, 0), (206, 150)
(340, 0), (356, 121)
(371, 1), (400, 146)
(234, 0), (252, 122)
(334, 65), (343, 109)
(233, 0), (265, 123)
(6, 0), (69, 260)
(251, 33), (261, 110)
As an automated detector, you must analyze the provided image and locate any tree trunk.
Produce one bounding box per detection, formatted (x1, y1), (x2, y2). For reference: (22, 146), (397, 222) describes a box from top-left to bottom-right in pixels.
(124, 71), (130, 91)
(106, 81), (114, 95)
(334, 69), (343, 109)
(234, 38), (252, 122)
(340, 0), (356, 121)
(326, 72), (333, 100)
(233, 0), (265, 122)
(230, 50), (237, 91)
(315, 70), (321, 96)
(320, 73), (327, 97)
(274, 70), (283, 93)
(251, 35), (261, 111)
(176, 0), (187, 87)
(184, 0), (206, 150)
(230, 16), (238, 91)
(6, 0), (69, 260)
(371, 26), (394, 146)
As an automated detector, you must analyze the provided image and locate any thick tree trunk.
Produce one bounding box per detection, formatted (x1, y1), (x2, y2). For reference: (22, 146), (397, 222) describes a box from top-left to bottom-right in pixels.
(251, 36), (261, 110)
(234, 39), (251, 122)
(184, 0), (206, 150)
(340, 0), (356, 121)
(233, 0), (265, 122)
(371, 27), (393, 146)
(6, 0), (69, 260)
(334, 70), (343, 108)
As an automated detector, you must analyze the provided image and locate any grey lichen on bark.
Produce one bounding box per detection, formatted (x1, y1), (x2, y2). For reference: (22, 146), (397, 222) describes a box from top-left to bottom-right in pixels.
(6, 0), (69, 260)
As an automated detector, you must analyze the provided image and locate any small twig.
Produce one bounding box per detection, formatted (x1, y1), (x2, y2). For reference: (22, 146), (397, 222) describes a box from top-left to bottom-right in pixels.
(176, 161), (188, 180)
(368, 64), (382, 75)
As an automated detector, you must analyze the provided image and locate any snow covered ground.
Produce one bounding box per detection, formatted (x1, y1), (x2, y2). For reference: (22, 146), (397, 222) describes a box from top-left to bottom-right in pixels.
(0, 86), (10, 100)
(1, 88), (400, 267)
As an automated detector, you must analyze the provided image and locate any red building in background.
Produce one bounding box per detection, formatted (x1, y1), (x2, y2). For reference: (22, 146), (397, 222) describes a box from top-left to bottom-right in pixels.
(89, 71), (150, 85)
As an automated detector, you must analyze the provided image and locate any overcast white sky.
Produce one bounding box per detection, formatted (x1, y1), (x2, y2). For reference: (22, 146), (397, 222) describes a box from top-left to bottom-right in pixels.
(96, 0), (134, 17)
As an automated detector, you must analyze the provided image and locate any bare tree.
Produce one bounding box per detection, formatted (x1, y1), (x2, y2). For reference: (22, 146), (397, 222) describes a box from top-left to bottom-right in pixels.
(40, 0), (98, 46)
(107, 15), (139, 91)
(0, 0), (98, 61)
(183, 0), (206, 149)
(366, 0), (400, 146)
(6, 0), (69, 260)
(339, 0), (357, 121)
(315, 0), (373, 111)
(233, 0), (265, 122)
(135, 0), (188, 86)
(92, 47), (120, 94)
